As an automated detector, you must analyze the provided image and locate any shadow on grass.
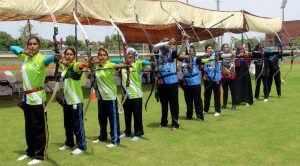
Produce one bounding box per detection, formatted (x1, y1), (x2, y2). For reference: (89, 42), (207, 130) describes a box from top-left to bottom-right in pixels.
(14, 150), (59, 166)
(46, 157), (60, 166)
(140, 136), (150, 141)
(179, 115), (188, 120)
(146, 122), (161, 128)
(51, 142), (65, 148)
(14, 150), (25, 156)
(86, 135), (97, 140)
(0, 84), (154, 109)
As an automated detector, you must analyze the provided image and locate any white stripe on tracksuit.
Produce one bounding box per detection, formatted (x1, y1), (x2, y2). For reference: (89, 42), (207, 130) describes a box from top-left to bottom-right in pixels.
(64, 81), (81, 104)
(22, 60), (42, 105)
(96, 72), (116, 100)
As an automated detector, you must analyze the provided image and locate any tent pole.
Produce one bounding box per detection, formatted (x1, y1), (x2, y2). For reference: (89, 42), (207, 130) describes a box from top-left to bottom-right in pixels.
(241, 33), (244, 46)
(216, 0), (221, 48)
(175, 25), (179, 72)
(74, 0), (78, 61)
(118, 32), (121, 59)
(27, 19), (32, 37)
(142, 43), (145, 59)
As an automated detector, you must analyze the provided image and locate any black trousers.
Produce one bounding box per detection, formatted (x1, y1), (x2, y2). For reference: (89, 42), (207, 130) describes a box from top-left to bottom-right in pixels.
(235, 66), (254, 105)
(268, 68), (281, 96)
(123, 98), (144, 136)
(97, 99), (120, 144)
(222, 78), (237, 106)
(204, 80), (221, 113)
(255, 76), (269, 99)
(183, 84), (204, 120)
(63, 103), (87, 150)
(22, 102), (48, 160)
(158, 83), (179, 128)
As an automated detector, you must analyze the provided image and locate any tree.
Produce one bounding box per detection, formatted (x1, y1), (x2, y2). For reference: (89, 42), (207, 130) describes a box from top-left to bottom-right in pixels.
(231, 37), (265, 51)
(293, 36), (300, 46)
(128, 43), (144, 50)
(40, 39), (53, 50)
(18, 23), (38, 47)
(104, 34), (122, 50)
(0, 31), (19, 51)
(65, 35), (85, 50)
(103, 34), (143, 51)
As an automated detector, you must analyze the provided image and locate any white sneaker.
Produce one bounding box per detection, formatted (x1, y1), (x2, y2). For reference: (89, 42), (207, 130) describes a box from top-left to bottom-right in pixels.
(245, 103), (250, 106)
(253, 98), (258, 101)
(92, 139), (100, 143)
(71, 148), (84, 155)
(203, 111), (208, 114)
(27, 159), (42, 165)
(106, 143), (117, 148)
(131, 136), (141, 141)
(264, 99), (268, 102)
(17, 154), (29, 161)
(119, 133), (126, 138)
(214, 112), (220, 117)
(59, 145), (71, 151)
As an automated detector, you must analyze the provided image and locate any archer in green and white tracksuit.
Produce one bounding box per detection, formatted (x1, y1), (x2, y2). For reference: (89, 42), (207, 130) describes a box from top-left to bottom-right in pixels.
(60, 62), (87, 151)
(94, 61), (120, 145)
(10, 45), (56, 160)
(120, 59), (151, 137)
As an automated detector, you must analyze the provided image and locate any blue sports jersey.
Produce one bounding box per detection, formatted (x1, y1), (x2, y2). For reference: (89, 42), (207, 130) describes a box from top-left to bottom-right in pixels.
(157, 48), (178, 84)
(203, 52), (221, 82)
(181, 57), (201, 85)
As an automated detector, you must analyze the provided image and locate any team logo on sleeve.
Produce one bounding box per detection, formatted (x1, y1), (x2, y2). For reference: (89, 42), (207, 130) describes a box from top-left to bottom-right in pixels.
(182, 62), (188, 72)
(32, 62), (37, 68)
(206, 62), (214, 70)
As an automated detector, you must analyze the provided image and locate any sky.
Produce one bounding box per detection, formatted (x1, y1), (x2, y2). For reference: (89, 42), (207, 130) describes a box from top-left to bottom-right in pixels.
(0, 0), (299, 43)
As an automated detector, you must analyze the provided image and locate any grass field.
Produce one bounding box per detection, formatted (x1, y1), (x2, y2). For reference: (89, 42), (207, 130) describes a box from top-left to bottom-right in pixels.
(0, 65), (299, 166)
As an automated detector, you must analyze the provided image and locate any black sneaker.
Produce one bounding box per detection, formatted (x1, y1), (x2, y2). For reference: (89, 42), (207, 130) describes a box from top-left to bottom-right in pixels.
(231, 105), (236, 111)
(196, 117), (204, 122)
(221, 105), (227, 109)
(98, 135), (108, 141)
(159, 124), (167, 128)
(185, 117), (193, 120)
(119, 132), (130, 138)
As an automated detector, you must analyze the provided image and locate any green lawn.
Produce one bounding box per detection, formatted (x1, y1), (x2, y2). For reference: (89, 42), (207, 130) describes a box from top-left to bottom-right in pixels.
(0, 65), (299, 166)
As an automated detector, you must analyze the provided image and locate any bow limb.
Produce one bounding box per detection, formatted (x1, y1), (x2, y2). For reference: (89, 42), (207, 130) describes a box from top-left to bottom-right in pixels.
(254, 44), (264, 85)
(160, 0), (190, 54)
(266, 24), (284, 84)
(72, 9), (93, 118)
(279, 25), (295, 84)
(282, 42), (294, 84)
(236, 28), (252, 52)
(135, 13), (156, 112)
(160, 0), (188, 37)
(201, 21), (219, 91)
(246, 32), (264, 85)
(267, 24), (294, 84)
(110, 16), (127, 53)
(233, 29), (257, 82)
(201, 21), (217, 49)
(43, 0), (60, 112)
(190, 21), (201, 44)
(160, 0), (194, 78)
(109, 17), (130, 107)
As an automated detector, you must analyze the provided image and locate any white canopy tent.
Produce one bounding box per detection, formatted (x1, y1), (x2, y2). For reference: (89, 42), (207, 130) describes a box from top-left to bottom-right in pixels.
(0, 0), (282, 43)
